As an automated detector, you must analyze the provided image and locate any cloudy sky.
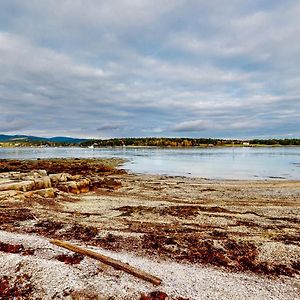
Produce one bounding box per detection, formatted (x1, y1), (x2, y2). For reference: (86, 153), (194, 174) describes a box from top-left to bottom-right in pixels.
(1, 0), (300, 138)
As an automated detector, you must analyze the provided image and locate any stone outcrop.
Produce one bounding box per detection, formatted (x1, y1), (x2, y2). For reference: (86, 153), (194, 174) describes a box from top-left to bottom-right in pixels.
(0, 181), (36, 192)
(49, 173), (72, 185)
(0, 165), (122, 200)
(34, 177), (52, 189)
(24, 188), (55, 198)
(0, 190), (23, 200)
(57, 180), (89, 194)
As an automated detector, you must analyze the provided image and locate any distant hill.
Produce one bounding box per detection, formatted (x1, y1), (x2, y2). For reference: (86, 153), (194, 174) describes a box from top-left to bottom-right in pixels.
(0, 134), (86, 144)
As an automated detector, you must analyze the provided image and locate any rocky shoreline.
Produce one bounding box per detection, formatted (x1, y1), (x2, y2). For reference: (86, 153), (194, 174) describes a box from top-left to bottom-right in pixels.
(0, 158), (299, 299)
(0, 158), (124, 201)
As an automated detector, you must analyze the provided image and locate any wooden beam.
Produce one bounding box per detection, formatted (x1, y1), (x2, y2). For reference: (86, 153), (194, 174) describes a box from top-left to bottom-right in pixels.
(50, 239), (162, 286)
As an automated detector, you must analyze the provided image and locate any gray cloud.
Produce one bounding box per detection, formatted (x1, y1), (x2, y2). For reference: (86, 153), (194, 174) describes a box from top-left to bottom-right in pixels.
(173, 120), (210, 132)
(96, 123), (125, 131)
(0, 119), (31, 132)
(0, 1), (299, 138)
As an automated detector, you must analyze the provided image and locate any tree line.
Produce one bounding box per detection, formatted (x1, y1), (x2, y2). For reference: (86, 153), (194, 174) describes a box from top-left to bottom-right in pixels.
(80, 138), (300, 147)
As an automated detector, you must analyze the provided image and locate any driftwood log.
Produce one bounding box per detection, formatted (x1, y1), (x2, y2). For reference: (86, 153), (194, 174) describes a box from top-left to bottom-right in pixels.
(49, 239), (162, 286)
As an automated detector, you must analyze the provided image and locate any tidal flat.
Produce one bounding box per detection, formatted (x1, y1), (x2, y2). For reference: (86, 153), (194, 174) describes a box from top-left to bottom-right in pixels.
(0, 158), (299, 299)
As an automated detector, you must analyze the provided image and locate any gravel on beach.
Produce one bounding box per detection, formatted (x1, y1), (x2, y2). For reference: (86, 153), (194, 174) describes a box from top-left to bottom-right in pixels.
(0, 230), (299, 300)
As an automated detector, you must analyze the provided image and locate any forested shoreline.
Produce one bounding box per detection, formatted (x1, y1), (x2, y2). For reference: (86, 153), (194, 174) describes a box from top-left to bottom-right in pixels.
(81, 138), (300, 147)
(1, 135), (300, 147)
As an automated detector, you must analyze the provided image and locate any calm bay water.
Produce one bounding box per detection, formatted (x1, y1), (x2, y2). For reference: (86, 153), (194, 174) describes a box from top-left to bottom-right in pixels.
(0, 146), (299, 180)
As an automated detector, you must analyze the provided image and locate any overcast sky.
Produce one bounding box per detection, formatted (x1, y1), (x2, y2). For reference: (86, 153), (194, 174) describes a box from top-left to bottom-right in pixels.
(0, 0), (299, 138)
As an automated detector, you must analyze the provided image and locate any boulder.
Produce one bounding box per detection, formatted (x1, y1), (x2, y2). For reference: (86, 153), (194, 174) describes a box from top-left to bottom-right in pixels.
(90, 177), (121, 190)
(76, 178), (91, 193)
(0, 180), (35, 192)
(34, 176), (52, 189)
(57, 181), (79, 194)
(0, 190), (23, 200)
(0, 172), (21, 179)
(49, 173), (72, 185)
(35, 170), (48, 176)
(57, 179), (90, 194)
(11, 170), (47, 181)
(25, 188), (55, 198)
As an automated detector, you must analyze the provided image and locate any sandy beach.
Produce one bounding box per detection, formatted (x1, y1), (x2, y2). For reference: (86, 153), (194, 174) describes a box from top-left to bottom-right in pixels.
(0, 159), (299, 299)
